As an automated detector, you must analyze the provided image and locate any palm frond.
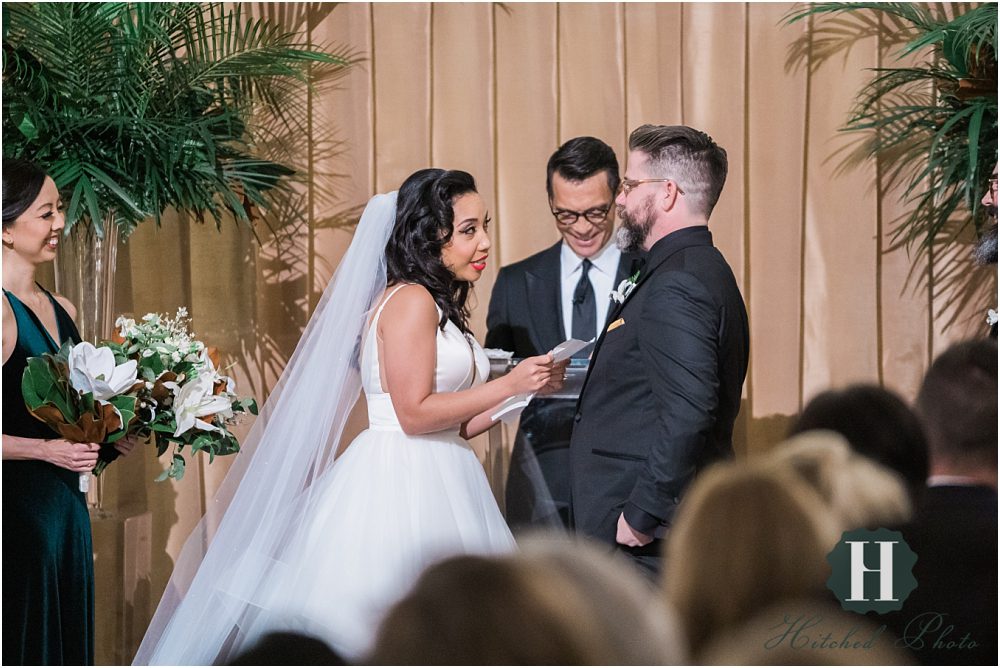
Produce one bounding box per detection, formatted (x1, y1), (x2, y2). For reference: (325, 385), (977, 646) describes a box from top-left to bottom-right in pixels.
(2, 2), (356, 238)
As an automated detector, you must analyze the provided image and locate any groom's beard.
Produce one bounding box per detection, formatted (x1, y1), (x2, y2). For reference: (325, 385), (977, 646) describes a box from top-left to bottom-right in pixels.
(974, 218), (997, 266)
(616, 197), (656, 253)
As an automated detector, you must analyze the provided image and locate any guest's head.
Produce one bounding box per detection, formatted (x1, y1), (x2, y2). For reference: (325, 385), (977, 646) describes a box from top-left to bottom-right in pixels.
(370, 554), (602, 664)
(515, 535), (688, 664)
(974, 163), (997, 266)
(663, 462), (838, 655)
(546, 137), (620, 259)
(616, 124), (727, 252)
(2, 158), (63, 266)
(370, 544), (680, 665)
(227, 631), (346, 665)
(387, 168), (487, 334)
(916, 338), (998, 486)
(789, 384), (929, 501)
(767, 430), (912, 532)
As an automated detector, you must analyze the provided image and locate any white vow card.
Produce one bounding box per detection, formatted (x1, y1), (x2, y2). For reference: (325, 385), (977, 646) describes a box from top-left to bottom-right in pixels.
(549, 337), (594, 362)
(490, 337), (594, 424)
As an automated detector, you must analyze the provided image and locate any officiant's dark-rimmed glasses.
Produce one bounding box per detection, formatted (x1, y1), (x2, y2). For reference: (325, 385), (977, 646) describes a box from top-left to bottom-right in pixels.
(618, 178), (686, 197)
(550, 204), (614, 227)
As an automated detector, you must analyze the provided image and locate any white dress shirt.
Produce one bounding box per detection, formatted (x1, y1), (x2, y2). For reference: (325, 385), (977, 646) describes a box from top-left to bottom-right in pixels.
(560, 239), (621, 342)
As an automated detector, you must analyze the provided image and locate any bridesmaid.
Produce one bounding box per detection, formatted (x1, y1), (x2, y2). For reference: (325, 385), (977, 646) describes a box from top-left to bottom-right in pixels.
(1, 158), (133, 665)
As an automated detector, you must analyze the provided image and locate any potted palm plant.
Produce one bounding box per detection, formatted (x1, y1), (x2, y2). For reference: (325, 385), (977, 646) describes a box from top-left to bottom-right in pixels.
(785, 2), (997, 326)
(2, 2), (353, 341)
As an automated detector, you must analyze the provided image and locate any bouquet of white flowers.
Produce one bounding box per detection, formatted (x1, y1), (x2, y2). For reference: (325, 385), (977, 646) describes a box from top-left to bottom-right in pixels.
(22, 308), (257, 484)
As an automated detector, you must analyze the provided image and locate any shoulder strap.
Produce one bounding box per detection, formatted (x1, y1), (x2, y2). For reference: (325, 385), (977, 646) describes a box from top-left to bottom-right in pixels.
(371, 283), (410, 330)
(34, 282), (79, 345)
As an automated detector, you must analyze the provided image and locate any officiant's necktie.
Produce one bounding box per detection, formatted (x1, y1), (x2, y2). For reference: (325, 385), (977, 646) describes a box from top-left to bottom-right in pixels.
(571, 258), (596, 358)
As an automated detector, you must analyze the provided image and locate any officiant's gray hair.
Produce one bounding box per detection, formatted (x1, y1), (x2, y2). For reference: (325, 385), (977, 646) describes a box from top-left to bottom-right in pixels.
(629, 124), (728, 219)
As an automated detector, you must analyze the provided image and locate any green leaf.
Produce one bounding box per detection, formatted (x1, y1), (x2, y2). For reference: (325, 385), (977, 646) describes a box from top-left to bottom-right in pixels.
(16, 112), (38, 140)
(967, 105), (984, 185)
(2, 2), (354, 238)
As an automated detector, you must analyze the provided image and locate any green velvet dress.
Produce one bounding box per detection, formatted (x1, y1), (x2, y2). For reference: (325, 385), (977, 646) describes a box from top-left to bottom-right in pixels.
(2, 287), (93, 666)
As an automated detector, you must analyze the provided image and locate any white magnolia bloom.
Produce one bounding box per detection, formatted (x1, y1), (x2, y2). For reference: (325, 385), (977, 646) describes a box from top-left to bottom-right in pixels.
(170, 375), (234, 437)
(197, 348), (236, 395)
(67, 342), (138, 402)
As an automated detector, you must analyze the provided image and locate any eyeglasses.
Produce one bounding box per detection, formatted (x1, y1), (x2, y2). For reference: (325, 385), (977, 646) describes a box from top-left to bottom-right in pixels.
(550, 204), (613, 226)
(618, 178), (685, 197)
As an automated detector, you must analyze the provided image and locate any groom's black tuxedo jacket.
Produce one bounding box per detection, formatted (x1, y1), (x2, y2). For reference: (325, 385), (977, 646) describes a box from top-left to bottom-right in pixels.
(485, 241), (639, 357)
(569, 226), (749, 544)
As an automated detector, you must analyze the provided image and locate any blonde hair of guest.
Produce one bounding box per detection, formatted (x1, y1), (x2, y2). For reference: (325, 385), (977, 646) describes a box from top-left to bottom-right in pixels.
(370, 542), (686, 665)
(765, 430), (912, 535)
(663, 462), (840, 655)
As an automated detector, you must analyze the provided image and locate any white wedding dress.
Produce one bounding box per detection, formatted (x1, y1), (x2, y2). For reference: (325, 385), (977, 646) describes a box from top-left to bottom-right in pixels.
(239, 285), (516, 658)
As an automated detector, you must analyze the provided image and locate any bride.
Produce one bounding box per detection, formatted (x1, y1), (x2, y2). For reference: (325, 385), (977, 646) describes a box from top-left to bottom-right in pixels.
(134, 169), (566, 664)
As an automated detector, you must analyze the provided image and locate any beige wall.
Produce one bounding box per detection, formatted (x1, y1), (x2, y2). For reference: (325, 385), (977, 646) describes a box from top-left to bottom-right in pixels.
(90, 3), (994, 662)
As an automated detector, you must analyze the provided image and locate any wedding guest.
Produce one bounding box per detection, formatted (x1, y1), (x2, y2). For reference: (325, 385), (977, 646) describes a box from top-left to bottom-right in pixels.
(883, 339), (997, 666)
(485, 136), (640, 529)
(974, 164), (997, 338)
(570, 125), (749, 576)
(767, 430), (912, 533)
(228, 632), (346, 665)
(370, 540), (685, 665)
(1, 158), (135, 665)
(515, 535), (688, 664)
(789, 384), (929, 504)
(663, 461), (838, 657)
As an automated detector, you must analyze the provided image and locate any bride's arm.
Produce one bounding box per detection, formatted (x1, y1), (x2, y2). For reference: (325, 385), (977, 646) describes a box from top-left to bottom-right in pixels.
(380, 285), (555, 436)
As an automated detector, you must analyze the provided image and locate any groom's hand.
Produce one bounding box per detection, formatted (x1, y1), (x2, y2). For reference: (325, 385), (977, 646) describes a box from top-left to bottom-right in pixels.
(616, 512), (653, 547)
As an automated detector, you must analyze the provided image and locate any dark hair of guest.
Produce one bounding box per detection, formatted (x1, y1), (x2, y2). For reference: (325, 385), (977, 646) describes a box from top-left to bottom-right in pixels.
(916, 338), (998, 463)
(227, 631), (346, 666)
(789, 384), (930, 501)
(546, 136), (620, 201)
(386, 168), (479, 334)
(2, 158), (48, 228)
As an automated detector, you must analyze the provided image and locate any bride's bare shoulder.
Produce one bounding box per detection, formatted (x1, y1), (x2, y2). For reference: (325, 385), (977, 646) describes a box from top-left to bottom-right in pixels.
(379, 283), (437, 328)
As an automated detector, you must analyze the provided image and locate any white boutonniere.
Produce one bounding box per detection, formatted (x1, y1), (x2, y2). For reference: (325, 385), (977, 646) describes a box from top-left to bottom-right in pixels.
(987, 308), (998, 327)
(610, 270), (641, 304)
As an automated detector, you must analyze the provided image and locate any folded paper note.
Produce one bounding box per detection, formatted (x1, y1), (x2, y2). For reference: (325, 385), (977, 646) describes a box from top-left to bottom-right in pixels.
(490, 337), (594, 424)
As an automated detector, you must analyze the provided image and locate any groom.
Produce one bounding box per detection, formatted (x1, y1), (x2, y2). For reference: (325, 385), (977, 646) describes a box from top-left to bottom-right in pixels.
(569, 124), (749, 575)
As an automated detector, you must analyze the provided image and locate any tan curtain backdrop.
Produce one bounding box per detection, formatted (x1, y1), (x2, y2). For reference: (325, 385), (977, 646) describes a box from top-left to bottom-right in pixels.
(81, 3), (993, 662)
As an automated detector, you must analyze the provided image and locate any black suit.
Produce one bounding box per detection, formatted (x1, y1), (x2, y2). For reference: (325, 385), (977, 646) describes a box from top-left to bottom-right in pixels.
(569, 226), (749, 573)
(882, 485), (998, 666)
(485, 241), (639, 529)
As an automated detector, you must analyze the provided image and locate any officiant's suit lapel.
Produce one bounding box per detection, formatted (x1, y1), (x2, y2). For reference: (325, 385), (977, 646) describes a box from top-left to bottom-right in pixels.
(484, 241), (639, 357)
(524, 245), (566, 353)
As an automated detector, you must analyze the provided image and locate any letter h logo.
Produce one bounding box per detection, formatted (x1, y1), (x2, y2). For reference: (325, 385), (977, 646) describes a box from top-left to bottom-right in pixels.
(826, 529), (917, 614)
(845, 540), (897, 601)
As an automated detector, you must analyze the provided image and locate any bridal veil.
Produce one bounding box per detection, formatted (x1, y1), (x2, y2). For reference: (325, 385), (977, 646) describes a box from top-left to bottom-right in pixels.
(133, 192), (397, 665)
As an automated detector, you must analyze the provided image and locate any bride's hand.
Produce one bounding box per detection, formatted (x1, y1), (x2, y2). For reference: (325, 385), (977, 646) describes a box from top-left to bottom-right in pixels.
(537, 359), (570, 396)
(505, 354), (556, 395)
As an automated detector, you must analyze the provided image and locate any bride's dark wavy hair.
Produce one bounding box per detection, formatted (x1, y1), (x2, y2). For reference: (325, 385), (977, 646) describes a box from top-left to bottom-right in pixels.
(386, 168), (479, 334)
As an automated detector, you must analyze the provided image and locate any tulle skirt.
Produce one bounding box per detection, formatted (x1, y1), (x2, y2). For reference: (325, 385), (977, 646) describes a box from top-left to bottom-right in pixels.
(246, 427), (516, 659)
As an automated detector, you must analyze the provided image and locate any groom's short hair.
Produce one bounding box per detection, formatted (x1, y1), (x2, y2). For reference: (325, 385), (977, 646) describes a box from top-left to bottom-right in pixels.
(628, 124), (728, 219)
(546, 137), (620, 200)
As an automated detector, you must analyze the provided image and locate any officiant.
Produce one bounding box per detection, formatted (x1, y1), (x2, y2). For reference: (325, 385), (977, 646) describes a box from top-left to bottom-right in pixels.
(486, 137), (642, 529)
